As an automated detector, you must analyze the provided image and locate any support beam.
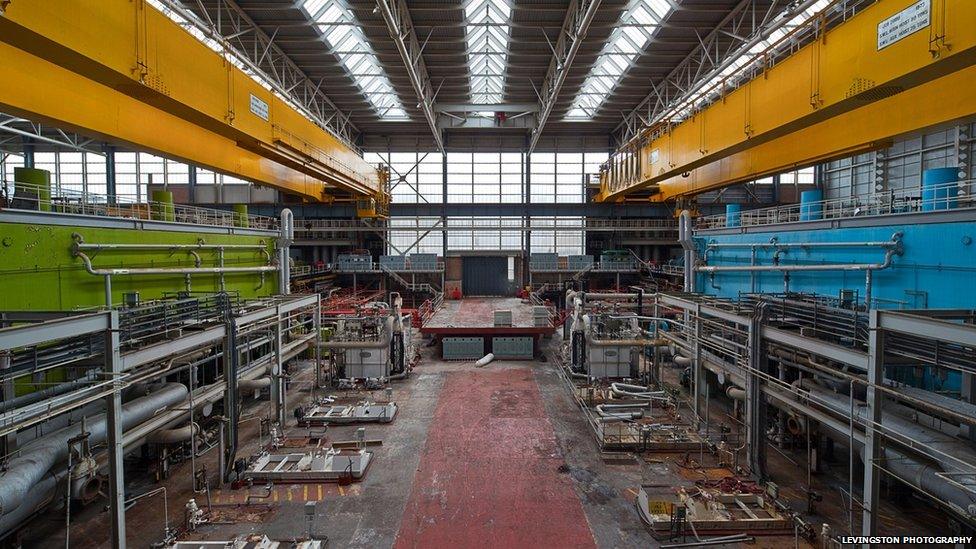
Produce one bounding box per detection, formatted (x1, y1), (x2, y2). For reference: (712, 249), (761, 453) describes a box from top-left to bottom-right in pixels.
(528, 0), (602, 154)
(375, 0), (445, 153)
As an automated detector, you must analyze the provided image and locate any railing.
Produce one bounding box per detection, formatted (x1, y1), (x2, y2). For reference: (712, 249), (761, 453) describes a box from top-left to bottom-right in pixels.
(696, 181), (976, 232)
(295, 217), (678, 233)
(647, 263), (684, 276)
(2, 186), (277, 230)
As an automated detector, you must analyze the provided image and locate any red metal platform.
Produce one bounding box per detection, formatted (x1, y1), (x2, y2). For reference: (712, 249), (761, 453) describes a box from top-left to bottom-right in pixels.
(395, 367), (596, 548)
(420, 297), (556, 337)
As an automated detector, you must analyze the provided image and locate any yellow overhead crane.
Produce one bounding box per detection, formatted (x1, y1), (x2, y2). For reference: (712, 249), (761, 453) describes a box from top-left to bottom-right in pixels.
(0, 0), (389, 212)
(595, 0), (976, 204)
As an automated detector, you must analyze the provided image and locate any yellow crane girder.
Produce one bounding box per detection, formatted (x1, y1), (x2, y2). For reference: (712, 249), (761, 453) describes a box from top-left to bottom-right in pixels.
(596, 0), (976, 203)
(0, 0), (385, 204)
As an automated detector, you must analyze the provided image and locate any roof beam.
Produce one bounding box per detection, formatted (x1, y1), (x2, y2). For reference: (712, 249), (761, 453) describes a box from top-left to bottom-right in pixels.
(164, 0), (361, 147)
(374, 0), (445, 153)
(528, 0), (602, 154)
(614, 0), (823, 143)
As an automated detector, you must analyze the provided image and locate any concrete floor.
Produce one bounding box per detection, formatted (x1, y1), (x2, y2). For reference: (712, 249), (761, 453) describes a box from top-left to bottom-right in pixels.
(22, 338), (949, 548)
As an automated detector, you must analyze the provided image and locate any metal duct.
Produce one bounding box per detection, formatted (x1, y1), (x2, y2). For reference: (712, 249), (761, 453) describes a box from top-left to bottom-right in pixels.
(0, 383), (187, 516)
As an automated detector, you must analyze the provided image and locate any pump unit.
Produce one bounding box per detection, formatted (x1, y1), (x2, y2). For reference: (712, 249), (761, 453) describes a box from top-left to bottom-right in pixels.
(321, 294), (414, 383)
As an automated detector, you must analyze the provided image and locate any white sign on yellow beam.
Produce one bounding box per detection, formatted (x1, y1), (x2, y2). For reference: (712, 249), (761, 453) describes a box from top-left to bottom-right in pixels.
(877, 0), (930, 50)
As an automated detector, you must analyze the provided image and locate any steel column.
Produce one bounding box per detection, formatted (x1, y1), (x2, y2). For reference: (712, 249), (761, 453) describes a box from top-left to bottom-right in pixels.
(271, 306), (285, 427)
(861, 309), (885, 539)
(222, 314), (239, 483)
(105, 309), (126, 548)
(747, 312), (768, 479)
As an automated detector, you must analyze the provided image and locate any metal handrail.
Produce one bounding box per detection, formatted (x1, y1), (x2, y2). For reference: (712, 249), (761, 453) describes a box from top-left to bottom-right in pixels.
(2, 186), (277, 230)
(696, 180), (975, 232)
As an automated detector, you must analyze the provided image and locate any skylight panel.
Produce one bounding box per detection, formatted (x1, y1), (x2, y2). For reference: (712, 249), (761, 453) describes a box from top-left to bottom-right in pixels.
(301, 0), (408, 120)
(464, 0), (513, 105)
(566, 0), (675, 120)
(665, 0), (832, 124)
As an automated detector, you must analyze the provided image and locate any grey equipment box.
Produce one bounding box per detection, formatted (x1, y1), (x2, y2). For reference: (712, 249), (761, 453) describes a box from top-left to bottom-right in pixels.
(491, 336), (534, 360)
(493, 309), (514, 327)
(442, 337), (485, 360)
(409, 253), (439, 271)
(379, 255), (407, 270)
(586, 345), (637, 378)
(343, 347), (390, 379)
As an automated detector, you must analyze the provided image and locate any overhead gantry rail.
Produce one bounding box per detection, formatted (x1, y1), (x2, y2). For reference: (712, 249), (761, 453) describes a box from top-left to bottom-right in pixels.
(0, 0), (386, 204)
(595, 0), (976, 203)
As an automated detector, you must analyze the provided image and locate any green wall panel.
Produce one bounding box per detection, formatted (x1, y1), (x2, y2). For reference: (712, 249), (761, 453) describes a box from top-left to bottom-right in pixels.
(0, 220), (278, 310)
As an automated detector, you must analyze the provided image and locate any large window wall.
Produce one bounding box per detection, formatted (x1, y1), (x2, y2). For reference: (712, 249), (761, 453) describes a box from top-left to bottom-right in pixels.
(388, 216), (444, 255)
(363, 151), (442, 204)
(447, 152), (523, 204)
(529, 151), (608, 203)
(822, 123), (974, 200)
(530, 217), (585, 255)
(0, 150), (252, 202)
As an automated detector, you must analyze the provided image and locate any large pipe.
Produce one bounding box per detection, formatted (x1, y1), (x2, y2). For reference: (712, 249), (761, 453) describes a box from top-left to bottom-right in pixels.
(801, 380), (976, 517)
(678, 210), (696, 292)
(695, 248), (900, 273)
(74, 251), (277, 276)
(279, 209), (294, 295)
(0, 383), (187, 516)
(147, 423), (199, 444)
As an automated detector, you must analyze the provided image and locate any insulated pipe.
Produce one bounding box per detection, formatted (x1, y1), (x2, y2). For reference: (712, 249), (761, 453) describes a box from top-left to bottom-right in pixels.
(147, 423), (199, 444)
(695, 248), (900, 273)
(278, 209), (294, 295)
(0, 371), (103, 413)
(74, 251), (277, 276)
(475, 353), (495, 367)
(0, 383), (187, 516)
(673, 355), (693, 366)
(705, 234), (902, 251)
(595, 403), (644, 421)
(611, 383), (668, 401)
(238, 377), (272, 391)
(726, 386), (746, 401)
(678, 210), (696, 292)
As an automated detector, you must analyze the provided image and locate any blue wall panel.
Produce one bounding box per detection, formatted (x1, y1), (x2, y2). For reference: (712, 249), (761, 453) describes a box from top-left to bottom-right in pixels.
(695, 219), (976, 309)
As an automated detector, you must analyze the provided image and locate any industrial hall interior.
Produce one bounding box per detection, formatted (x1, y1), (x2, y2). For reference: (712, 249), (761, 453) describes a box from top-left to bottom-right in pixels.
(0, 0), (975, 547)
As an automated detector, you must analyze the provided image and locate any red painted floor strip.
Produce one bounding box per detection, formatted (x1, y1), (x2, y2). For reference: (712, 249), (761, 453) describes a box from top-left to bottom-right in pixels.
(396, 368), (597, 549)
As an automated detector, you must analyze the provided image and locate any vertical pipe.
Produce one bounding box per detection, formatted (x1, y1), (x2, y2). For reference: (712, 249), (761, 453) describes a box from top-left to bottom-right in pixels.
(105, 310), (126, 548)
(864, 269), (873, 311)
(104, 276), (113, 309)
(271, 307), (284, 427)
(314, 296), (322, 392)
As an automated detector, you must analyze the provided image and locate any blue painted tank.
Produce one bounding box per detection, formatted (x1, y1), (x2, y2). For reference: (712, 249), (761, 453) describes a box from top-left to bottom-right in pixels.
(799, 190), (823, 221)
(725, 204), (741, 227)
(922, 167), (959, 211)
